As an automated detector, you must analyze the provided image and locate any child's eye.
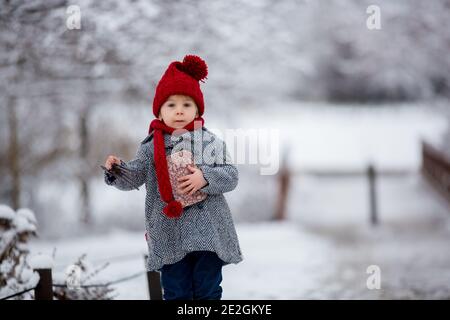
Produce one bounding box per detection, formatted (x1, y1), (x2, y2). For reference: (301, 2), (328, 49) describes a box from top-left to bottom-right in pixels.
(184, 103), (191, 107)
(168, 103), (175, 107)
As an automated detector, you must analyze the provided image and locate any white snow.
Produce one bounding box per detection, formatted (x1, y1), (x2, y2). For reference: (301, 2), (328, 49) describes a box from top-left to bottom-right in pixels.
(0, 206), (37, 233)
(16, 208), (37, 225)
(0, 271), (39, 300)
(222, 222), (335, 299)
(13, 216), (36, 234)
(28, 253), (54, 270)
(0, 205), (15, 221)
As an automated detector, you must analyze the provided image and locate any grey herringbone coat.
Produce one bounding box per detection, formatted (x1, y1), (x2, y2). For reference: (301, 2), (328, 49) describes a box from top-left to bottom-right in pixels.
(104, 127), (243, 271)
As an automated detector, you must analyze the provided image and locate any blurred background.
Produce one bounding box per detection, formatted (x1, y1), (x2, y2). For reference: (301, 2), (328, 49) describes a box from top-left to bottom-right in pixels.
(1, 0), (450, 299)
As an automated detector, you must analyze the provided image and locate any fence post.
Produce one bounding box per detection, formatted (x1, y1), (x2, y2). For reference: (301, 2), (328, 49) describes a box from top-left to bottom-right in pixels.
(421, 140), (450, 203)
(274, 147), (291, 221)
(367, 164), (378, 226)
(144, 255), (163, 300)
(34, 268), (53, 300)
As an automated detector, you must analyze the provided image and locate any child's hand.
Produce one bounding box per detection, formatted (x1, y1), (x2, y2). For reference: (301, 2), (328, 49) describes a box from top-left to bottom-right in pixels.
(178, 165), (208, 195)
(105, 155), (121, 170)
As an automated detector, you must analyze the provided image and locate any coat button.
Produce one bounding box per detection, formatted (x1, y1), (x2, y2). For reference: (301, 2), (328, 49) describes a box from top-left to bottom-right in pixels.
(197, 203), (204, 209)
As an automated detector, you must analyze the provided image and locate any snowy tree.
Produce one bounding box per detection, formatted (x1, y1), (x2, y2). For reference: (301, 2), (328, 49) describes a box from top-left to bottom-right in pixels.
(0, 0), (72, 211)
(1, 0), (140, 223)
(0, 204), (116, 299)
(297, 0), (450, 101)
(0, 205), (39, 299)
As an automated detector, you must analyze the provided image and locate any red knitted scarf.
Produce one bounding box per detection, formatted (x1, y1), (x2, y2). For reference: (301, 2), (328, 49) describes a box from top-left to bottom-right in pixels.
(148, 117), (204, 218)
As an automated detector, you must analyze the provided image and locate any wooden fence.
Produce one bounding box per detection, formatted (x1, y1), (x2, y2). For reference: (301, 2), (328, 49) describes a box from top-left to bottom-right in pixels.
(273, 162), (384, 226)
(1, 255), (162, 300)
(273, 140), (450, 224)
(421, 140), (450, 203)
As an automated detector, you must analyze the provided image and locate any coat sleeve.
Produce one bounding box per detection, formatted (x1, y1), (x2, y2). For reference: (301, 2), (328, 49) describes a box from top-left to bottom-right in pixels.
(104, 142), (150, 191)
(198, 138), (238, 195)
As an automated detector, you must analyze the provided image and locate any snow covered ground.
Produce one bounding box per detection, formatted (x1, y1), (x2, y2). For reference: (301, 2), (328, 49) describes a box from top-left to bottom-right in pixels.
(29, 172), (450, 299)
(28, 221), (337, 300)
(286, 173), (450, 299)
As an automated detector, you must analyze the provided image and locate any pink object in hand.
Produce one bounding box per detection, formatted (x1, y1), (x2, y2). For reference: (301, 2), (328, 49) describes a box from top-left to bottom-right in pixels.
(167, 150), (207, 208)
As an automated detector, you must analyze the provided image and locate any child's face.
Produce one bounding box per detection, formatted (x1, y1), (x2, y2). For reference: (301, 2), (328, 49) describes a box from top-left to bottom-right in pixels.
(159, 95), (199, 129)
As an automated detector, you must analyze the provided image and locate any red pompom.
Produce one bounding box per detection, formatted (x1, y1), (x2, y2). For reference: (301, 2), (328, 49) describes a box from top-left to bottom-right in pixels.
(163, 200), (183, 218)
(182, 55), (208, 82)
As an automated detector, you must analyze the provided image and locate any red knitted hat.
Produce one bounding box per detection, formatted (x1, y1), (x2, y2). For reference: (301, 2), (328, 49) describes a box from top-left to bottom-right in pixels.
(152, 55), (208, 118)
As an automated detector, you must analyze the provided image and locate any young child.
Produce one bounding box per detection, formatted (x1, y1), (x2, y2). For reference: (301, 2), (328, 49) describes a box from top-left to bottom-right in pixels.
(103, 55), (243, 300)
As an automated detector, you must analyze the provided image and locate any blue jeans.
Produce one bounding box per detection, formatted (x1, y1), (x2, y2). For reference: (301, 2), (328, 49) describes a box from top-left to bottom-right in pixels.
(159, 251), (224, 300)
